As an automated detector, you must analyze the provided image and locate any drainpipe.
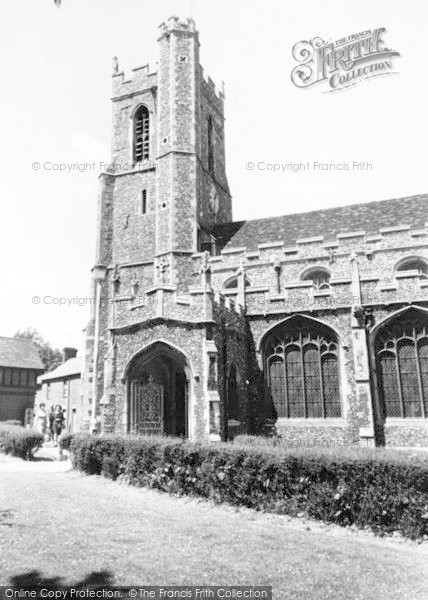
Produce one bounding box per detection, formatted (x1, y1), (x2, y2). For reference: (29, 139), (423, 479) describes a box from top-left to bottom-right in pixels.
(220, 316), (228, 442)
(91, 264), (107, 433)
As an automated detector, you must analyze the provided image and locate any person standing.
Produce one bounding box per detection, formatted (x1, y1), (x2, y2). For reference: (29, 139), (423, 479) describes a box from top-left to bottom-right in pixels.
(53, 404), (65, 446)
(47, 405), (55, 444)
(33, 403), (48, 438)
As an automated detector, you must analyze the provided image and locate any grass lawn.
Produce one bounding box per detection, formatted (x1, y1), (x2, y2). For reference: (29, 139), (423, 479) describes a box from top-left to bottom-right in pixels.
(0, 461), (427, 599)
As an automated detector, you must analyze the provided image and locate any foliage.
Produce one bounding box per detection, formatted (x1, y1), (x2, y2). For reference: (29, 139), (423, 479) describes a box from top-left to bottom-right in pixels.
(64, 433), (428, 540)
(13, 327), (63, 373)
(0, 423), (43, 460)
(59, 432), (73, 451)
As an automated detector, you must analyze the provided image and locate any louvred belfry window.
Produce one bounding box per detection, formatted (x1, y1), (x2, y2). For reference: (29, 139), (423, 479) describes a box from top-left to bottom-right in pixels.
(375, 310), (428, 418)
(133, 106), (150, 163)
(264, 317), (341, 418)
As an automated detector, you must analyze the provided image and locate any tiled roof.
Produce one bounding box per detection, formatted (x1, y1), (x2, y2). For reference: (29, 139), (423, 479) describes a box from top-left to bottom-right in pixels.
(214, 194), (428, 251)
(0, 337), (44, 370)
(38, 357), (82, 383)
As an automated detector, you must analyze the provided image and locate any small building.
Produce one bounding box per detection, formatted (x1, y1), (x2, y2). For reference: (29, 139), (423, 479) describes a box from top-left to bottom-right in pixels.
(0, 337), (44, 424)
(36, 348), (82, 433)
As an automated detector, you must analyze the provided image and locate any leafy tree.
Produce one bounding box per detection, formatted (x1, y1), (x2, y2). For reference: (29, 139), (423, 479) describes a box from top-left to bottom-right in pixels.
(13, 328), (63, 373)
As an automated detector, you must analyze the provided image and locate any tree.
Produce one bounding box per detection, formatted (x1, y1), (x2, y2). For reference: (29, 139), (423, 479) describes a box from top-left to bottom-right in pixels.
(13, 328), (63, 373)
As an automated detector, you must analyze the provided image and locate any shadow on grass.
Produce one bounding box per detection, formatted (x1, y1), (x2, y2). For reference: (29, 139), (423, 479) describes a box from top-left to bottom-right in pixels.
(0, 508), (17, 527)
(9, 570), (114, 586)
(31, 445), (66, 462)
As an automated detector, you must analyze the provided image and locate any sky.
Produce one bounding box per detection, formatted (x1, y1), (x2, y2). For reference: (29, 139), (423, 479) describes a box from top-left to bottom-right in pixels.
(0, 0), (427, 352)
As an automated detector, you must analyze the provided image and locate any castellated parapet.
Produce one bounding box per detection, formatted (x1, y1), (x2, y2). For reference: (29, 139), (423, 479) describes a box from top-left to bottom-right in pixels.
(158, 16), (198, 36)
(112, 64), (157, 100)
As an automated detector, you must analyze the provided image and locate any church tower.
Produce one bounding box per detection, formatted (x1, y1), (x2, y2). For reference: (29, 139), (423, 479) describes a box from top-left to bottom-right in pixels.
(81, 17), (237, 437)
(98, 16), (231, 285)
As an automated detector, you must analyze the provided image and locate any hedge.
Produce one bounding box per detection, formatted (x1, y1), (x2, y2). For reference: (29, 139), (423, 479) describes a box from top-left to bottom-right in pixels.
(0, 423), (43, 459)
(1, 419), (23, 427)
(61, 433), (428, 540)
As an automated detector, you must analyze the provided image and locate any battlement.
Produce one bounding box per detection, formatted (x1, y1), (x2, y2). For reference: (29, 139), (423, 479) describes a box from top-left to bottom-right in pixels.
(212, 293), (245, 317)
(158, 16), (198, 38)
(188, 222), (428, 312)
(204, 219), (428, 267)
(112, 57), (158, 99)
(200, 66), (225, 106)
(111, 18), (225, 110)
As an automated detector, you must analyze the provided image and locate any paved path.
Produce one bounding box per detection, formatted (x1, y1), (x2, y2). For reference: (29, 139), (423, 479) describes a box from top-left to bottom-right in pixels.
(1, 453), (427, 598)
(0, 445), (71, 473)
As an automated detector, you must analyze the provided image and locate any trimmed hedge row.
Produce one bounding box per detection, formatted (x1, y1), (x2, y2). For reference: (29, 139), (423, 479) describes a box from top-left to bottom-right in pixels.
(60, 433), (428, 540)
(1, 419), (23, 427)
(0, 423), (43, 459)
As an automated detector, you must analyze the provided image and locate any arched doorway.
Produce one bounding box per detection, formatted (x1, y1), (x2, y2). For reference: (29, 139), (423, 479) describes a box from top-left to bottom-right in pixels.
(261, 315), (342, 419)
(125, 342), (191, 436)
(374, 308), (428, 420)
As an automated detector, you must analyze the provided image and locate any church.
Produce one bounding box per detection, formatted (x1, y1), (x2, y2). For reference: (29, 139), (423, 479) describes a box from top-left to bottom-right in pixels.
(81, 16), (428, 448)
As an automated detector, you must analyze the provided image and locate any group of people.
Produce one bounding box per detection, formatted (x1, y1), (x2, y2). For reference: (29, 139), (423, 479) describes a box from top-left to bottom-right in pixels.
(33, 403), (65, 445)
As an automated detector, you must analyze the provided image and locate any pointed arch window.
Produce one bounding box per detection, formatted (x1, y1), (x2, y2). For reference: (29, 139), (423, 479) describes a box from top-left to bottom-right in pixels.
(133, 106), (150, 163)
(264, 317), (341, 418)
(375, 310), (428, 418)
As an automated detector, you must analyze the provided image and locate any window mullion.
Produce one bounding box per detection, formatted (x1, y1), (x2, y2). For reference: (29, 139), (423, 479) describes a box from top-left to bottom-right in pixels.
(413, 328), (426, 418)
(318, 338), (325, 418)
(300, 332), (307, 418)
(394, 341), (405, 418)
(283, 343), (288, 418)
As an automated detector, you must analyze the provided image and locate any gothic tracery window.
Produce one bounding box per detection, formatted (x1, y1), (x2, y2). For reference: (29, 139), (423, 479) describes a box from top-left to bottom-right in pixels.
(301, 267), (331, 290)
(264, 317), (341, 418)
(133, 106), (150, 163)
(375, 310), (428, 418)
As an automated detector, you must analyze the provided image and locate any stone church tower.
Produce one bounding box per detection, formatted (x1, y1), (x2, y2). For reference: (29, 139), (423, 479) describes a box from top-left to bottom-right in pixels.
(82, 17), (245, 440)
(82, 16), (428, 447)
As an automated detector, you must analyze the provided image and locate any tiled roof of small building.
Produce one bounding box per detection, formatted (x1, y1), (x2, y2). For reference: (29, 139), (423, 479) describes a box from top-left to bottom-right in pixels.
(0, 337), (44, 370)
(214, 194), (428, 251)
(38, 357), (82, 383)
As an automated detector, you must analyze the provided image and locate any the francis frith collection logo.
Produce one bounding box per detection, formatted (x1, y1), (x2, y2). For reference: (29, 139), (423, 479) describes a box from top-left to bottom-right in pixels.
(291, 28), (400, 92)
